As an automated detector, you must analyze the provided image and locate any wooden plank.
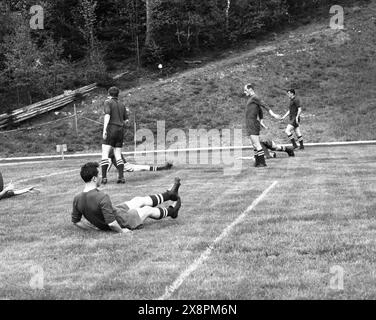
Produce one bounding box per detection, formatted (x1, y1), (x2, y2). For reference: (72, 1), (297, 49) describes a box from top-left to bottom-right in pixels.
(0, 84), (97, 129)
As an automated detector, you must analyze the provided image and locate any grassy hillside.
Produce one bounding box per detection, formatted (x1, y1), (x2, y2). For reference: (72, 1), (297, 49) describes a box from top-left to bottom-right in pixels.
(0, 1), (375, 157)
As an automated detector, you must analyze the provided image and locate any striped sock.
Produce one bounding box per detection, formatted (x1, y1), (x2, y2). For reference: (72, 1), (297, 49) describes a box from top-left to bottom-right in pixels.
(157, 207), (170, 220)
(257, 150), (265, 158)
(149, 166), (158, 172)
(101, 159), (110, 178)
(116, 159), (124, 179)
(158, 206), (177, 219)
(297, 136), (304, 146)
(149, 194), (165, 207)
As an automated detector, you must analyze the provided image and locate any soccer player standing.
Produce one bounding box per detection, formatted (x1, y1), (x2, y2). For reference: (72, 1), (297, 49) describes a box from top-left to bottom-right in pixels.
(281, 89), (304, 150)
(244, 84), (281, 167)
(101, 87), (129, 184)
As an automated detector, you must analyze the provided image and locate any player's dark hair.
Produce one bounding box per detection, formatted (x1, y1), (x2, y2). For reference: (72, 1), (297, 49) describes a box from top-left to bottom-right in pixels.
(245, 84), (254, 90)
(287, 89), (296, 95)
(80, 162), (99, 183)
(108, 86), (120, 98)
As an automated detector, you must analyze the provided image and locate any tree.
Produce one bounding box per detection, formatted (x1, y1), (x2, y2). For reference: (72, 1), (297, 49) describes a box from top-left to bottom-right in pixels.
(2, 18), (43, 105)
(77, 0), (108, 83)
(145, 0), (161, 47)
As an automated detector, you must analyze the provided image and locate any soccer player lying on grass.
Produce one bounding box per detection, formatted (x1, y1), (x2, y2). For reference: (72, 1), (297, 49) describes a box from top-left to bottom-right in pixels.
(260, 139), (295, 159)
(72, 162), (181, 233)
(0, 172), (36, 201)
(108, 148), (173, 174)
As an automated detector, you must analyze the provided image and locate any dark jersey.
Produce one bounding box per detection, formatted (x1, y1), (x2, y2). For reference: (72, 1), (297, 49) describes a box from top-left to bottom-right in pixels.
(245, 95), (269, 135)
(104, 97), (128, 127)
(71, 189), (116, 231)
(0, 190), (15, 200)
(289, 97), (301, 120)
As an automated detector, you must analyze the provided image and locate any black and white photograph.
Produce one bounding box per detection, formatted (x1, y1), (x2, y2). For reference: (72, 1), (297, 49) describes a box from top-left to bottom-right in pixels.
(0, 0), (375, 305)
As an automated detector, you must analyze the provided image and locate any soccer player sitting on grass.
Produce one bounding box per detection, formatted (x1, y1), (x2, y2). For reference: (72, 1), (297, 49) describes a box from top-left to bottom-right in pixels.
(107, 148), (173, 173)
(260, 139), (295, 159)
(0, 172), (36, 201)
(71, 162), (181, 233)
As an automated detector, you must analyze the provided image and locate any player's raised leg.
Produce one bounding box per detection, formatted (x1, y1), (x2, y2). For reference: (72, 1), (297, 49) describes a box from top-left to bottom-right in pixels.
(125, 178), (181, 211)
(138, 197), (182, 221)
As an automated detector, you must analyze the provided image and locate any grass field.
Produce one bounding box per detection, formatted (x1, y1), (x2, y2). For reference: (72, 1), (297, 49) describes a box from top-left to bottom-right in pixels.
(0, 144), (375, 300)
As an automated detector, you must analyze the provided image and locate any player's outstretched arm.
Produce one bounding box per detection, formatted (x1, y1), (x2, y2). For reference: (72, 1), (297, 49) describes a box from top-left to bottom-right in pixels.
(13, 186), (35, 196)
(260, 120), (268, 130)
(281, 110), (290, 120)
(268, 109), (282, 120)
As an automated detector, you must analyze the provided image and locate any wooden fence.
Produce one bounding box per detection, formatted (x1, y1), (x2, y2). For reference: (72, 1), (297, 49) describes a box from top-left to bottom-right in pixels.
(0, 83), (97, 129)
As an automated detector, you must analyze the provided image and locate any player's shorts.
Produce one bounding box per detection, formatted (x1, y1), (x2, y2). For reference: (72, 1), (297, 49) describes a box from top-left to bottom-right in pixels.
(103, 124), (124, 148)
(114, 202), (144, 230)
(0, 190), (15, 201)
(289, 117), (301, 128)
(246, 121), (261, 136)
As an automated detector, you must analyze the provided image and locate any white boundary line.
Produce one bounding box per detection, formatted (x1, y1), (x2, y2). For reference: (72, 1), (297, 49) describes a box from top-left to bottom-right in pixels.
(16, 169), (79, 184)
(157, 180), (279, 300)
(0, 140), (375, 163)
(0, 160), (60, 167)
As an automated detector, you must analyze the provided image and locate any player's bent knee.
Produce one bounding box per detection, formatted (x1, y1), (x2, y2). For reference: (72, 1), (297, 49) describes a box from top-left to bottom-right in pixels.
(125, 197), (144, 210)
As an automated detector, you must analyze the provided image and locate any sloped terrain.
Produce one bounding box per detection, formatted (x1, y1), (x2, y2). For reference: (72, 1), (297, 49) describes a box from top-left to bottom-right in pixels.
(0, 2), (375, 157)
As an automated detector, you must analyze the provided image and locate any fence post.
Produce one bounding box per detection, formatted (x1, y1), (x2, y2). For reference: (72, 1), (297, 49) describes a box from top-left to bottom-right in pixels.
(134, 112), (137, 153)
(73, 103), (78, 136)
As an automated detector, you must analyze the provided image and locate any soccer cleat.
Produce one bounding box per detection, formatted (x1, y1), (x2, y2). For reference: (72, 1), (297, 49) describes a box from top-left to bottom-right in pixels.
(169, 196), (181, 219)
(117, 178), (126, 184)
(286, 147), (295, 157)
(101, 178), (108, 185)
(256, 155), (267, 167)
(256, 163), (267, 167)
(165, 162), (173, 170)
(299, 146), (305, 150)
(254, 155), (259, 167)
(271, 152), (277, 158)
(168, 177), (181, 201)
